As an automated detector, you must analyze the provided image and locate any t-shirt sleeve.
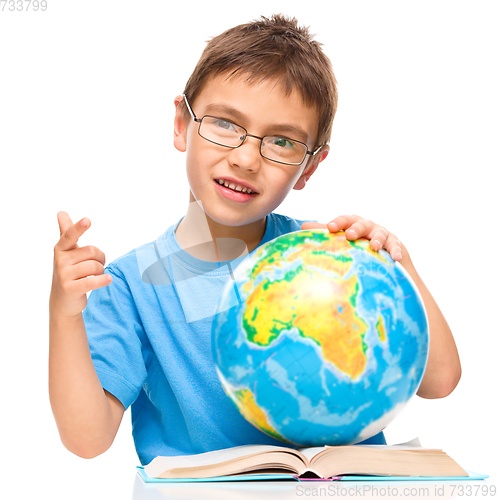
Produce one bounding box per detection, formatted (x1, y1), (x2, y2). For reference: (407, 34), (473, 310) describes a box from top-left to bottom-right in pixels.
(82, 265), (148, 410)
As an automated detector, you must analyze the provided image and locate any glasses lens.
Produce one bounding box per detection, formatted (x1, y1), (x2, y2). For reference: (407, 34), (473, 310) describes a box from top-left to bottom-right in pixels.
(199, 116), (245, 147)
(262, 136), (307, 165)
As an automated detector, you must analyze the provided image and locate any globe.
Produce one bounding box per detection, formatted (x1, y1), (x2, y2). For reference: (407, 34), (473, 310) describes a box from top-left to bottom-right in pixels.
(212, 229), (429, 447)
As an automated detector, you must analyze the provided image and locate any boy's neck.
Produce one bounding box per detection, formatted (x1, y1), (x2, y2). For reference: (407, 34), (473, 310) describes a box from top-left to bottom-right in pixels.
(174, 195), (267, 262)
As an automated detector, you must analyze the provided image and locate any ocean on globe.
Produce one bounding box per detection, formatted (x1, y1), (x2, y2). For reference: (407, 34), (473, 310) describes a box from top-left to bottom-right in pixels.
(211, 229), (429, 447)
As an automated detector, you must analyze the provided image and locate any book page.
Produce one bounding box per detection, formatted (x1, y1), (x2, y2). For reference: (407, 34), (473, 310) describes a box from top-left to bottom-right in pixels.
(309, 444), (467, 478)
(299, 439), (425, 466)
(145, 445), (304, 478)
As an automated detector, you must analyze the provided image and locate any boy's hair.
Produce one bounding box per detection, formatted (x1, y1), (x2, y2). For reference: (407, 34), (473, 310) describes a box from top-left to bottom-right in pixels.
(180, 14), (338, 151)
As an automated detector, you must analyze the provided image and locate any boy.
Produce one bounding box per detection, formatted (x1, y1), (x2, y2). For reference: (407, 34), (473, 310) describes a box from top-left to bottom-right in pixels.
(49, 14), (461, 466)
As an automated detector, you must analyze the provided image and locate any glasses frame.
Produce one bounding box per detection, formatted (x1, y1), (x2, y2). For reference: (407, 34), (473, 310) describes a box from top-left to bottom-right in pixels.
(182, 94), (322, 166)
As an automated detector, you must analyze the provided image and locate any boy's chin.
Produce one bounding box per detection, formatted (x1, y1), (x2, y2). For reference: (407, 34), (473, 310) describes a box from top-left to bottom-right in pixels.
(202, 203), (265, 227)
(208, 211), (261, 227)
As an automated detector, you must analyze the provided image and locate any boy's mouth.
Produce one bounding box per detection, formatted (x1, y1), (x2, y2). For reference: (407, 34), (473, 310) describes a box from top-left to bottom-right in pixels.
(214, 178), (259, 195)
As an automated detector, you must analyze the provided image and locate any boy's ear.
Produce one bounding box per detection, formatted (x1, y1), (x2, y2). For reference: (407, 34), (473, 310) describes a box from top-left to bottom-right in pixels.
(173, 95), (188, 153)
(293, 145), (330, 191)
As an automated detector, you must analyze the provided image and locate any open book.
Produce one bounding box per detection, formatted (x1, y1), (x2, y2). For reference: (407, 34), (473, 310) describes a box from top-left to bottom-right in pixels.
(144, 439), (469, 480)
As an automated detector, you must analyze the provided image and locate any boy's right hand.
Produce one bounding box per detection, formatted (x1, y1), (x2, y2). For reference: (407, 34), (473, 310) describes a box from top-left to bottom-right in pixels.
(50, 211), (112, 318)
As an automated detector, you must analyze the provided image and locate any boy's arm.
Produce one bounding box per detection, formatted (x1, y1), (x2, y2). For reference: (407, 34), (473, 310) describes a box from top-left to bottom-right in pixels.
(49, 212), (124, 458)
(49, 310), (125, 458)
(302, 216), (462, 399)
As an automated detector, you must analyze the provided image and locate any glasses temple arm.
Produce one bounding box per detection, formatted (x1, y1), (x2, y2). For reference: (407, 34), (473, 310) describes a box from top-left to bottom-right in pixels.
(182, 94), (197, 121)
(309, 144), (326, 156)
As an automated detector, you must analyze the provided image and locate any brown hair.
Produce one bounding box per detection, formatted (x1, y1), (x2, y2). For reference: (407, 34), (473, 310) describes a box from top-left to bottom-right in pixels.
(180, 14), (338, 150)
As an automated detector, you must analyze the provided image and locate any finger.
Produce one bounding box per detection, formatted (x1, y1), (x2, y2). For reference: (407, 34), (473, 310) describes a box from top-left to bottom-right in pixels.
(67, 260), (106, 282)
(344, 219), (375, 241)
(67, 245), (106, 267)
(57, 216), (91, 251)
(301, 222), (328, 230)
(67, 273), (113, 295)
(369, 227), (389, 251)
(327, 214), (362, 233)
(384, 233), (403, 261)
(57, 211), (73, 236)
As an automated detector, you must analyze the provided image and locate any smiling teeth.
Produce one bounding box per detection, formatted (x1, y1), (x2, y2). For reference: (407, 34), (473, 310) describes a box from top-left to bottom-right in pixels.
(217, 179), (255, 194)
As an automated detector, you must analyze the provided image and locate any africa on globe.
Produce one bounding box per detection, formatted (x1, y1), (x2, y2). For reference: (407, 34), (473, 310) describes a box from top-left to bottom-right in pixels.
(212, 229), (429, 447)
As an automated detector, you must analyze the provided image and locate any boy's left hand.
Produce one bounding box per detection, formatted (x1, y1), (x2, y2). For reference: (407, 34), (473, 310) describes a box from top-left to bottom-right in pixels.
(301, 214), (403, 262)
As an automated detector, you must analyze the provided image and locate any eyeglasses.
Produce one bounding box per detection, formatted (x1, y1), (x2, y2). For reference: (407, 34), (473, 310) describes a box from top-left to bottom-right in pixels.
(182, 94), (322, 166)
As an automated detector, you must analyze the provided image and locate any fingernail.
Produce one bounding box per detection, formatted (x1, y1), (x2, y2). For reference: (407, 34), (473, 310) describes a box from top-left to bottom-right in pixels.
(347, 229), (357, 238)
(372, 239), (381, 249)
(81, 218), (88, 227)
(328, 222), (338, 230)
(394, 251), (402, 261)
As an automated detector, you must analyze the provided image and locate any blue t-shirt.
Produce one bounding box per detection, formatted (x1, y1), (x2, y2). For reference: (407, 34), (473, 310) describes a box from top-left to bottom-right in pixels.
(83, 212), (386, 465)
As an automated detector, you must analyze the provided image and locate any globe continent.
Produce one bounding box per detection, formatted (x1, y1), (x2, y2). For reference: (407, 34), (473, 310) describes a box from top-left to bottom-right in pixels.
(212, 229), (429, 446)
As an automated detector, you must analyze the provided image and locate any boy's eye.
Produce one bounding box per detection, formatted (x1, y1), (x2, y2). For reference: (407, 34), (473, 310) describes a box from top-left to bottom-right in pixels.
(213, 119), (237, 132)
(269, 137), (297, 149)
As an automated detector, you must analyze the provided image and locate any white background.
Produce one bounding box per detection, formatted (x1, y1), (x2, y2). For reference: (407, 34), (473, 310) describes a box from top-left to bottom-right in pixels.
(1, 1), (496, 498)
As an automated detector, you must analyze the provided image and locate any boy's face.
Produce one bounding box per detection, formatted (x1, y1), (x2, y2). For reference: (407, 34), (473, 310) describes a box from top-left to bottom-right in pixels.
(174, 73), (328, 228)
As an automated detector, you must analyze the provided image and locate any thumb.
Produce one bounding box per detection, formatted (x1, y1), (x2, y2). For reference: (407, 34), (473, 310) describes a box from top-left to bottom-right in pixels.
(57, 211), (73, 236)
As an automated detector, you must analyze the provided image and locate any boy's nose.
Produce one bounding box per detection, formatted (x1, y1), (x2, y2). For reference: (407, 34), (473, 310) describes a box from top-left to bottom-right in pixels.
(227, 136), (262, 172)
